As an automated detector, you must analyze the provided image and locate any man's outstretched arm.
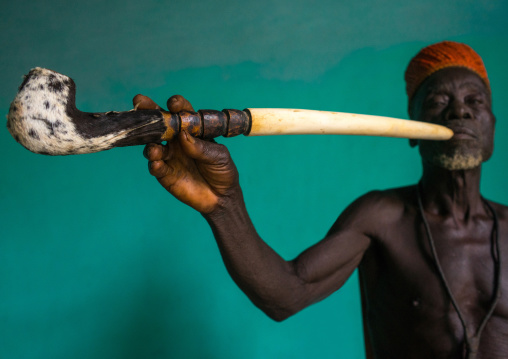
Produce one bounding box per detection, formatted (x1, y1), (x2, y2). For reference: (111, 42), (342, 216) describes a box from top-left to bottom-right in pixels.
(205, 187), (372, 321)
(137, 95), (372, 321)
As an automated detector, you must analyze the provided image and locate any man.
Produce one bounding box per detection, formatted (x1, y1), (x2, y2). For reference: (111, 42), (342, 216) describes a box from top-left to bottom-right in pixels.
(136, 42), (508, 358)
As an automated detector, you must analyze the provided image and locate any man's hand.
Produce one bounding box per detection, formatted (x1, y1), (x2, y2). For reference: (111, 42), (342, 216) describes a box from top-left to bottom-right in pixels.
(134, 94), (240, 214)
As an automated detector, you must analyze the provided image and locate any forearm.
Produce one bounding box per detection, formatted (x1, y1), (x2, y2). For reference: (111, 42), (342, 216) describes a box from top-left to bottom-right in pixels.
(203, 186), (304, 320)
(201, 186), (371, 321)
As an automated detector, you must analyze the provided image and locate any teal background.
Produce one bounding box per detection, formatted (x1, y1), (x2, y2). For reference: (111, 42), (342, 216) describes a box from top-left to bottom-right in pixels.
(1, 1), (507, 358)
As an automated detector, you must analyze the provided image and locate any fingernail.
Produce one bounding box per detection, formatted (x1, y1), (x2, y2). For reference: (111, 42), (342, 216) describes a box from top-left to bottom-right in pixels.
(183, 130), (195, 144)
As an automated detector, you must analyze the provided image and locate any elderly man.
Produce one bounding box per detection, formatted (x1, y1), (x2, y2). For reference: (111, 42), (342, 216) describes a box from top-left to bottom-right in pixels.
(138, 41), (508, 358)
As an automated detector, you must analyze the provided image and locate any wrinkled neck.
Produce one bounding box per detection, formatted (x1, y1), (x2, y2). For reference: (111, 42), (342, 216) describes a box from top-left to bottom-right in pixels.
(419, 163), (484, 221)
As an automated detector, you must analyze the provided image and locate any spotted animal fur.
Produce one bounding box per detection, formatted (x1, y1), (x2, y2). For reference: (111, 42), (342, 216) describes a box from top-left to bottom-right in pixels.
(7, 68), (166, 155)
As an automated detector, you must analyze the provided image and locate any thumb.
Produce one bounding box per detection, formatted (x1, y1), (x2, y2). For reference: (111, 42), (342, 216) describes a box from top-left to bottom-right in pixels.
(179, 131), (230, 165)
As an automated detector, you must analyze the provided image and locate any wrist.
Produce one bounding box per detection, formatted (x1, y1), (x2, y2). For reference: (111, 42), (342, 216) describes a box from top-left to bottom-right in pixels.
(202, 183), (245, 223)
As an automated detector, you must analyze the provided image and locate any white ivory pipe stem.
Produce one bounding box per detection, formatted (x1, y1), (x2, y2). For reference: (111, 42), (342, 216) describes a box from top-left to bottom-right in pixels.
(246, 108), (453, 140)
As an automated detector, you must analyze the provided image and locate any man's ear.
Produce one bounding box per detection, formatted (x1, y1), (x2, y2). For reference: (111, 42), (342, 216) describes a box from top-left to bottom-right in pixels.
(409, 139), (418, 148)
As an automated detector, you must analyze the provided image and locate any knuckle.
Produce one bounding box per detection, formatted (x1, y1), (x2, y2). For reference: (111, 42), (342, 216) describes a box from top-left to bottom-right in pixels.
(214, 144), (231, 163)
(148, 160), (163, 176)
(165, 165), (175, 176)
(148, 161), (156, 174)
(167, 95), (183, 112)
(143, 145), (153, 159)
(148, 161), (158, 175)
(203, 143), (235, 169)
(203, 143), (228, 162)
(144, 144), (159, 159)
(133, 94), (143, 107)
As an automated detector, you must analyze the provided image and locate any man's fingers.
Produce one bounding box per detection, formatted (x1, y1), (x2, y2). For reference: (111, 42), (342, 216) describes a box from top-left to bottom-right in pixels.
(134, 93), (194, 114)
(179, 131), (229, 165)
(133, 94), (162, 110)
(143, 143), (172, 161)
(167, 95), (195, 113)
(144, 133), (226, 166)
(148, 160), (173, 179)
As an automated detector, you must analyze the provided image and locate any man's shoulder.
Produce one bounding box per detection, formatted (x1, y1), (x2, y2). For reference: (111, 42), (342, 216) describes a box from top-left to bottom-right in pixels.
(354, 185), (417, 211)
(344, 185), (418, 226)
(484, 198), (508, 221)
(326, 185), (418, 240)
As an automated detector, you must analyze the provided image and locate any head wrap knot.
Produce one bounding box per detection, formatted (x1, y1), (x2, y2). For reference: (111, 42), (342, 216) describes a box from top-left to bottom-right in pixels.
(405, 41), (490, 104)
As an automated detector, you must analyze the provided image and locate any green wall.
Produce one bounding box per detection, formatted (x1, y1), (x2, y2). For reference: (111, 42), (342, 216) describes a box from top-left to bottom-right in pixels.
(1, 1), (507, 358)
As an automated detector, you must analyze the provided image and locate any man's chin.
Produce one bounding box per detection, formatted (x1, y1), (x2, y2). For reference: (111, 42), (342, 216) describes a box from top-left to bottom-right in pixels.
(431, 153), (483, 171)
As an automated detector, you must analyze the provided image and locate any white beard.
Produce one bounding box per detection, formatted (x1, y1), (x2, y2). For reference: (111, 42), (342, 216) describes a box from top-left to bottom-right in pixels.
(431, 150), (483, 170)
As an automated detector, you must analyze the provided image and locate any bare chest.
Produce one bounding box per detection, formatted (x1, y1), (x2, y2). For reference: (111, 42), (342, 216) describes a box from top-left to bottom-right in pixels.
(360, 215), (508, 356)
(426, 223), (499, 308)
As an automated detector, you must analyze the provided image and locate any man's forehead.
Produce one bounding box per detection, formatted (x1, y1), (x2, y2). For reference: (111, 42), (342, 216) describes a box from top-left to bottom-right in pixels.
(420, 67), (489, 96)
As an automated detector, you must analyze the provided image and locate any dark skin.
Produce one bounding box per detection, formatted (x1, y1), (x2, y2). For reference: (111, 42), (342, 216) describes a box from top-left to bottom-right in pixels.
(137, 67), (508, 358)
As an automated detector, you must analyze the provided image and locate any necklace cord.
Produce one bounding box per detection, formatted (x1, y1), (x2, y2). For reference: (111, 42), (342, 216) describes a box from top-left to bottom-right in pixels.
(416, 182), (501, 358)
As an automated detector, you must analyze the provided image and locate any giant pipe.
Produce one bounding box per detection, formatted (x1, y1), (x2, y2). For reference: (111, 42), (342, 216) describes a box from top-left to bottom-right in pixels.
(6, 68), (453, 155)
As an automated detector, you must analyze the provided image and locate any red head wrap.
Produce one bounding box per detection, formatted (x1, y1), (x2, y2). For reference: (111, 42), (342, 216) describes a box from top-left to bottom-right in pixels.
(405, 41), (490, 104)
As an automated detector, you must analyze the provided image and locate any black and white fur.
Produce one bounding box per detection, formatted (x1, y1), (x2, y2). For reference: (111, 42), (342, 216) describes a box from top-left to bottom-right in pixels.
(7, 68), (166, 155)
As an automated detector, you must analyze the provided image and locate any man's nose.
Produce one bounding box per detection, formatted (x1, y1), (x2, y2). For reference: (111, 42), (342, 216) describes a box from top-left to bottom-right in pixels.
(446, 99), (472, 121)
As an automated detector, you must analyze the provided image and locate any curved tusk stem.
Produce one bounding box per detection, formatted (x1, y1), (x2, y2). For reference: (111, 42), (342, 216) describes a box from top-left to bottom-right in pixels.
(246, 108), (453, 140)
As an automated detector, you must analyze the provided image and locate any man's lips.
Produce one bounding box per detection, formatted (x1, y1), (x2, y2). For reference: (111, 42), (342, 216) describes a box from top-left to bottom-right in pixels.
(448, 126), (477, 140)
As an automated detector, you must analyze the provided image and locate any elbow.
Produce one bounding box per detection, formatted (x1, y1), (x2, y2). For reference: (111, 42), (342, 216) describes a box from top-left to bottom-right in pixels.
(245, 262), (310, 322)
(266, 311), (292, 322)
(258, 303), (300, 322)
